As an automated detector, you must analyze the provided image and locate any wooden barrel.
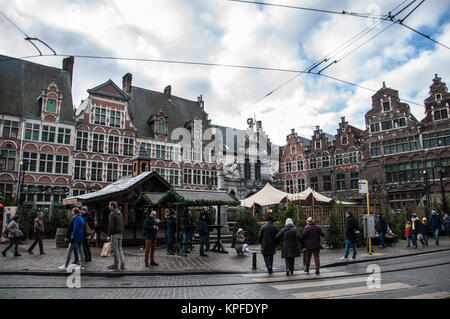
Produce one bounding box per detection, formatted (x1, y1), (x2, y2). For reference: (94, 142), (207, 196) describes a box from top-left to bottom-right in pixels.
(55, 228), (68, 248)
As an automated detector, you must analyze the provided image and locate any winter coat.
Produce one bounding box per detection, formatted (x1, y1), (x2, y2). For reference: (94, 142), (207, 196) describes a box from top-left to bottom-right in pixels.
(345, 216), (359, 241)
(235, 233), (246, 253)
(301, 222), (325, 251)
(82, 212), (94, 229)
(165, 216), (176, 235)
(276, 225), (301, 259)
(181, 215), (194, 233)
(422, 221), (430, 235)
(108, 208), (124, 236)
(143, 215), (158, 240)
(7, 220), (22, 238)
(411, 218), (422, 235)
(375, 216), (388, 233)
(258, 221), (279, 255)
(198, 218), (209, 236)
(429, 214), (442, 231)
(71, 215), (85, 244)
(34, 217), (44, 234)
(443, 217), (450, 232)
(404, 225), (412, 237)
(66, 217), (75, 239)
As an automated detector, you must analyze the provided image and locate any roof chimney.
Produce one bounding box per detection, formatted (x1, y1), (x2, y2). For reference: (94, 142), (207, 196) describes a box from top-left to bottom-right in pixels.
(291, 128), (295, 134)
(341, 116), (346, 123)
(198, 95), (204, 110)
(62, 56), (74, 88)
(256, 120), (262, 129)
(122, 73), (132, 94)
(164, 85), (172, 98)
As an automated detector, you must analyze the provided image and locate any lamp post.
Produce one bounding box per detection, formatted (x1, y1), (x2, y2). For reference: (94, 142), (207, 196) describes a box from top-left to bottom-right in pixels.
(422, 169), (430, 217)
(434, 161), (448, 215)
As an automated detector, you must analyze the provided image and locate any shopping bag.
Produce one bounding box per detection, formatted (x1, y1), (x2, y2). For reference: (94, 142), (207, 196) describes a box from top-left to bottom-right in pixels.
(101, 241), (112, 257)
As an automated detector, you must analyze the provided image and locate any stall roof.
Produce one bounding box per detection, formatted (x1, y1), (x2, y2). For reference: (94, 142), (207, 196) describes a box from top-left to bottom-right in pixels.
(144, 189), (237, 206)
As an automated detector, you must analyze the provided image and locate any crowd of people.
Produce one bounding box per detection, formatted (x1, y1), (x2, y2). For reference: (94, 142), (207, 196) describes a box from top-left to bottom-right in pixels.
(2, 204), (449, 274)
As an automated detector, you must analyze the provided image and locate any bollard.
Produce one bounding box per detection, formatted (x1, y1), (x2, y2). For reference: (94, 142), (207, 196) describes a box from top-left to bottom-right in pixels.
(252, 252), (257, 270)
(302, 248), (306, 266)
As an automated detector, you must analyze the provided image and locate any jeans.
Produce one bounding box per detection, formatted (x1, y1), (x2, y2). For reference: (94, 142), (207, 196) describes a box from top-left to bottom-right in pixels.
(379, 232), (385, 247)
(305, 249), (320, 272)
(145, 239), (157, 263)
(28, 232), (44, 254)
(166, 232), (174, 254)
(2, 237), (19, 255)
(344, 239), (357, 259)
(83, 238), (92, 260)
(263, 254), (274, 269)
(182, 231), (191, 253)
(205, 231), (210, 251)
(65, 242), (84, 267)
(423, 233), (428, 246)
(433, 229), (439, 244)
(406, 236), (411, 247)
(199, 233), (207, 255)
(111, 234), (125, 266)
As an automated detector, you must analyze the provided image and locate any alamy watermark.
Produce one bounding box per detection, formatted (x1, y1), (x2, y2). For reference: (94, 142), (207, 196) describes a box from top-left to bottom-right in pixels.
(366, 264), (381, 289)
(66, 264), (81, 288)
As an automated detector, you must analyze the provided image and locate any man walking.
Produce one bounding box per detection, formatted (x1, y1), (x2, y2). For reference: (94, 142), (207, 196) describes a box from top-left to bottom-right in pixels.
(59, 208), (85, 270)
(301, 217), (325, 275)
(375, 212), (388, 248)
(258, 215), (279, 274)
(181, 209), (193, 254)
(27, 211), (45, 255)
(165, 211), (176, 255)
(143, 210), (159, 267)
(340, 212), (359, 262)
(81, 207), (94, 262)
(428, 210), (442, 245)
(198, 211), (209, 257)
(443, 213), (450, 240)
(106, 201), (125, 270)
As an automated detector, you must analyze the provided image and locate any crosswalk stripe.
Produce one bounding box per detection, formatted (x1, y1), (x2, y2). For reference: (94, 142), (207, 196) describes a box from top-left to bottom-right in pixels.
(242, 268), (332, 278)
(271, 276), (368, 290)
(292, 282), (411, 299)
(400, 291), (450, 299)
(251, 272), (350, 283)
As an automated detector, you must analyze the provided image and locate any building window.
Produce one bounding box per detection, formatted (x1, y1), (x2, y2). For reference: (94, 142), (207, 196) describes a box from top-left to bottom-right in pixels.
(335, 154), (343, 166)
(297, 160), (304, 171)
(122, 164), (132, 177)
(341, 136), (348, 145)
(370, 142), (381, 157)
(0, 183), (14, 196)
(107, 163), (119, 182)
(76, 131), (88, 151)
(192, 147), (201, 161)
(0, 149), (16, 171)
(57, 128), (71, 144)
(202, 170), (210, 186)
(350, 172), (359, 189)
(194, 129), (201, 140)
(72, 189), (87, 197)
(39, 154), (53, 173)
(297, 178), (305, 192)
(169, 169), (180, 186)
(315, 141), (321, 149)
(25, 123), (40, 141)
(123, 138), (134, 156)
(383, 101), (391, 111)
(94, 107), (106, 125)
(55, 155), (69, 174)
(74, 159), (87, 180)
(92, 133), (105, 153)
(310, 177), (318, 191)
(323, 175), (332, 191)
(110, 110), (121, 128)
(349, 152), (358, 164)
(91, 162), (103, 182)
(193, 169), (201, 185)
(41, 125), (56, 143)
(46, 99), (57, 113)
(309, 158), (317, 169)
(291, 147), (296, 154)
(158, 122), (166, 134)
(286, 180), (294, 194)
(381, 120), (393, 131)
(322, 156), (330, 167)
(183, 168), (192, 184)
(141, 142), (152, 155)
(435, 93), (442, 100)
(393, 118), (406, 128)
(23, 152), (37, 172)
(156, 144), (166, 159)
(169, 147), (180, 161)
(423, 130), (450, 148)
(108, 136), (120, 155)
(285, 162), (292, 173)
(434, 109), (448, 121)
(2, 120), (19, 138)
(336, 173), (346, 191)
(370, 122), (381, 133)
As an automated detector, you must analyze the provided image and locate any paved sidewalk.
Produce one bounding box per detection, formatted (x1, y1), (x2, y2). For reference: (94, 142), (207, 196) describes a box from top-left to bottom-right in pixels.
(1, 237), (449, 275)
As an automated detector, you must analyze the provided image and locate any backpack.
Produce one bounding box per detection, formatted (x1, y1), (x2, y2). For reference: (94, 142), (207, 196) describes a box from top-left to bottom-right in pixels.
(84, 222), (94, 239)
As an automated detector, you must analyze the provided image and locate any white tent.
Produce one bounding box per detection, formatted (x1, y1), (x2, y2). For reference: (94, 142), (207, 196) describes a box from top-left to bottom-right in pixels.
(240, 183), (290, 207)
(288, 187), (333, 203)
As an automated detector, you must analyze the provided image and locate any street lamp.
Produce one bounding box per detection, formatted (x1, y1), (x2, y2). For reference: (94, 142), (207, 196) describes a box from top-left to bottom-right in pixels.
(422, 169), (430, 217)
(434, 161), (448, 215)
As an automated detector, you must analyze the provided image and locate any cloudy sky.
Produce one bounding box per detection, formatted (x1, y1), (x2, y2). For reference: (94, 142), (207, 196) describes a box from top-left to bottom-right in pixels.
(1, 0), (449, 145)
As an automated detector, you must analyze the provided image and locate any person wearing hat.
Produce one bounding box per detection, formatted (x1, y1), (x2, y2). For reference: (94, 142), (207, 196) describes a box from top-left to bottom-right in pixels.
(300, 217), (325, 275)
(81, 206), (94, 262)
(428, 210), (442, 245)
(258, 215), (279, 274)
(375, 212), (388, 249)
(411, 213), (425, 248)
(234, 228), (247, 256)
(421, 217), (429, 246)
(276, 218), (302, 276)
(404, 221), (412, 247)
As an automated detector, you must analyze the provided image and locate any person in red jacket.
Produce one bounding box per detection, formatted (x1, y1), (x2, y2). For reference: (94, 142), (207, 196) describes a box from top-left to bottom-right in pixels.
(301, 217), (325, 275)
(404, 221), (412, 247)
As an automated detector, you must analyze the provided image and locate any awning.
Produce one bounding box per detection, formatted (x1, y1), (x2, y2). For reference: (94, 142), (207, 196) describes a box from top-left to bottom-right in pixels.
(240, 183), (289, 207)
(288, 187), (333, 203)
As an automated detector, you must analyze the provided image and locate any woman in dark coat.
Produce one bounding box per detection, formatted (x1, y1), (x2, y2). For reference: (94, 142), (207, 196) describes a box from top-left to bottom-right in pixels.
(258, 216), (279, 274)
(340, 212), (359, 261)
(300, 217), (325, 275)
(276, 218), (302, 276)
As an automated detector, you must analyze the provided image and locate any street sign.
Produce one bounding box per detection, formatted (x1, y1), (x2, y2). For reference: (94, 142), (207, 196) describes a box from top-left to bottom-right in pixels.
(358, 180), (368, 194)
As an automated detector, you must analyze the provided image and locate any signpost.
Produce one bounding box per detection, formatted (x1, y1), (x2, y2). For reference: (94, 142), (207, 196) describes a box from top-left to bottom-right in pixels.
(359, 179), (373, 255)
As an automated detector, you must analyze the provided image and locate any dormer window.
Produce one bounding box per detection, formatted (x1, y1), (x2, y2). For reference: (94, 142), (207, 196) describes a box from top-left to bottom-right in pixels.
(383, 101), (391, 112)
(46, 99), (57, 113)
(158, 122), (166, 134)
(435, 93), (442, 101)
(315, 141), (321, 149)
(342, 136), (348, 145)
(434, 109), (448, 121)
